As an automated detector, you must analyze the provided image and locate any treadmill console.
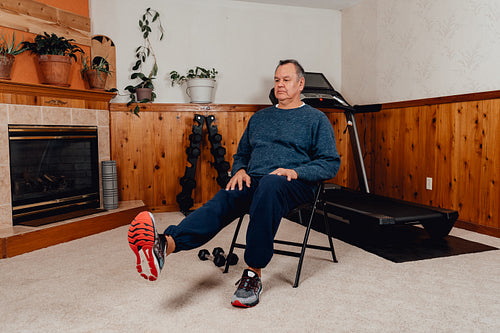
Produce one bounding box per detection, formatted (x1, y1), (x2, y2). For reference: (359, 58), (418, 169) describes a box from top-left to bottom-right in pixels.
(269, 71), (381, 113)
(300, 72), (352, 109)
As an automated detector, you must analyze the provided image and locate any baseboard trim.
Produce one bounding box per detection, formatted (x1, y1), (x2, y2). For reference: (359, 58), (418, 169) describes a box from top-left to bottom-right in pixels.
(454, 220), (500, 238)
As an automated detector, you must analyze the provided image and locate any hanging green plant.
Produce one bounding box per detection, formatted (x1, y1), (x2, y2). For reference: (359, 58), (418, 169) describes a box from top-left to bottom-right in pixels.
(124, 7), (165, 116)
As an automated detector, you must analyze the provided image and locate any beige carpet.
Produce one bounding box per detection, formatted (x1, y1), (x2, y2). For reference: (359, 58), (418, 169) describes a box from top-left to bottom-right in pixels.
(0, 211), (499, 332)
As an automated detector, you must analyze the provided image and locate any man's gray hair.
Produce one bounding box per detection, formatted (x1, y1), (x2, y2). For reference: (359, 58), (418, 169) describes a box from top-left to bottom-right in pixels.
(276, 59), (305, 80)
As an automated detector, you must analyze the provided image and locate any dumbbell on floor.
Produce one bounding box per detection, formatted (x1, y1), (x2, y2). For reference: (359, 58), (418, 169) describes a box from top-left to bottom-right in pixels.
(212, 247), (239, 267)
(198, 248), (225, 267)
(198, 247), (238, 267)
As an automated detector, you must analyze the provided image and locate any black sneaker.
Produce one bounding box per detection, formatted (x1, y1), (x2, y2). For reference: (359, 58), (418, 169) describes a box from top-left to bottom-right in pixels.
(127, 211), (166, 281)
(231, 269), (262, 308)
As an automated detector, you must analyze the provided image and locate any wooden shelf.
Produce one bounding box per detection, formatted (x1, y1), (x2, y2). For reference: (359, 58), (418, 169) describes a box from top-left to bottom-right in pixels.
(0, 79), (115, 101)
(0, 79), (116, 109)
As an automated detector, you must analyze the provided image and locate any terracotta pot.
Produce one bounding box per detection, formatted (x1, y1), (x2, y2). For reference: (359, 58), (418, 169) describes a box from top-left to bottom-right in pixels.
(0, 54), (15, 80)
(136, 87), (153, 102)
(37, 54), (72, 87)
(85, 70), (108, 90)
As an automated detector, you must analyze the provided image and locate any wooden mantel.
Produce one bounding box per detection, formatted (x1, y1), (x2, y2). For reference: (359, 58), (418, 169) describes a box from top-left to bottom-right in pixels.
(0, 80), (116, 109)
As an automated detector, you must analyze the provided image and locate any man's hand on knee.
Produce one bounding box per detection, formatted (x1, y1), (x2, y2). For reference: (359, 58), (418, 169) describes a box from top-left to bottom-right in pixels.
(226, 169), (251, 190)
(270, 168), (298, 181)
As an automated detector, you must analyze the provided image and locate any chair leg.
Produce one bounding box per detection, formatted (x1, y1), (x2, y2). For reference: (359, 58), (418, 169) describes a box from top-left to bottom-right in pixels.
(224, 215), (244, 273)
(293, 183), (325, 288)
(293, 207), (314, 288)
(322, 206), (338, 263)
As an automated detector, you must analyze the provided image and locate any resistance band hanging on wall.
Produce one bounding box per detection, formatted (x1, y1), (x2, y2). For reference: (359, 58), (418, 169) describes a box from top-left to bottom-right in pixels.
(177, 114), (231, 215)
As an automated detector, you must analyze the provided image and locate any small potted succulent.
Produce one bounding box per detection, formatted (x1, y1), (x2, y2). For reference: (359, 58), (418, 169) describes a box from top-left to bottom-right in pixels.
(169, 66), (218, 103)
(124, 7), (164, 116)
(80, 54), (112, 90)
(0, 31), (26, 80)
(22, 32), (83, 87)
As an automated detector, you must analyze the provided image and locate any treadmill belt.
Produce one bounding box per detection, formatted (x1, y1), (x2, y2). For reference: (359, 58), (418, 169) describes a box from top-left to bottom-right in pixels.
(323, 188), (454, 225)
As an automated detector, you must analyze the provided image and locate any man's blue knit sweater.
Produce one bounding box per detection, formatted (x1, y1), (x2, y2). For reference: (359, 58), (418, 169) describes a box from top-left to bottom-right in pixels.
(231, 104), (340, 183)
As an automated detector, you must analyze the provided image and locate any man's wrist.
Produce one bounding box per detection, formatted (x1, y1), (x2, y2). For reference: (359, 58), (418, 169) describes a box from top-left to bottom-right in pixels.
(232, 168), (245, 176)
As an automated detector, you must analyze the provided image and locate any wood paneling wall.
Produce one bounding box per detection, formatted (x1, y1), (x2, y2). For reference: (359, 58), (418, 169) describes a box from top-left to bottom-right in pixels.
(109, 103), (356, 213)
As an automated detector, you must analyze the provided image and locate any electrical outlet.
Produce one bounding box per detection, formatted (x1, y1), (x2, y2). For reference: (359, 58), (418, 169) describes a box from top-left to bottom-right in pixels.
(426, 177), (433, 190)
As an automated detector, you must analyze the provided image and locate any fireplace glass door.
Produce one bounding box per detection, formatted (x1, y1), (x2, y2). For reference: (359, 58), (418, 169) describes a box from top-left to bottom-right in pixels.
(9, 125), (100, 226)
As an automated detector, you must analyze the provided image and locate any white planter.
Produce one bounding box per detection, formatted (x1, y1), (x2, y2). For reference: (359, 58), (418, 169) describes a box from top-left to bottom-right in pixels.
(186, 78), (216, 103)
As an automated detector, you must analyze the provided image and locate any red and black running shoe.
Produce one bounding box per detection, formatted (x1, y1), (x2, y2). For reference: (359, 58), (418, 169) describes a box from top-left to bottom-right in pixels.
(128, 211), (166, 281)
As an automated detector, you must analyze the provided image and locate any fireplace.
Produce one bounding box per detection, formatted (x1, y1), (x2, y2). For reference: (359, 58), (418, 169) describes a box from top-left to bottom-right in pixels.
(9, 125), (100, 226)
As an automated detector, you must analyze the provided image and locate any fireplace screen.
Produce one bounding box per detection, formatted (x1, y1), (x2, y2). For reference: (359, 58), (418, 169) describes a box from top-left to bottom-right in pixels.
(9, 125), (100, 226)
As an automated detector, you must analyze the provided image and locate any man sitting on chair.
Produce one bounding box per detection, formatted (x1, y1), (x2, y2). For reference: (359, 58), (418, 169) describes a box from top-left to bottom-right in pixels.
(128, 59), (340, 308)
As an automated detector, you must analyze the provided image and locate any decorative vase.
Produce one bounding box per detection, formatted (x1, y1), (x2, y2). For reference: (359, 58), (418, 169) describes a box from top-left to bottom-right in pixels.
(0, 54), (15, 80)
(136, 87), (153, 102)
(85, 70), (108, 90)
(37, 54), (72, 87)
(186, 78), (216, 103)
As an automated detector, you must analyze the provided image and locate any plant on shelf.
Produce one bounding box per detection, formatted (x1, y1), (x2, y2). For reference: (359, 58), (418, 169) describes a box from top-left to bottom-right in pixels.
(22, 32), (83, 87)
(80, 54), (112, 90)
(125, 7), (165, 116)
(169, 67), (218, 103)
(22, 32), (83, 59)
(0, 30), (26, 80)
(169, 66), (218, 86)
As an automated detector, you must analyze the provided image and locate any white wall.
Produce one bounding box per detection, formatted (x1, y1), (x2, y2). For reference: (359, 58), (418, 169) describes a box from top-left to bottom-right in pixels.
(90, 0), (342, 104)
(342, 0), (500, 104)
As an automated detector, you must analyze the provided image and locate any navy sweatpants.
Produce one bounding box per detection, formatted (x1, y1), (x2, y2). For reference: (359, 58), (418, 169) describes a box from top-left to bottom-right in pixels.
(164, 174), (315, 269)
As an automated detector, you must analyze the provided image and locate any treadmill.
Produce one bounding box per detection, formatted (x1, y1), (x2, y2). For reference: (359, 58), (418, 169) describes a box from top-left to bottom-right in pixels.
(273, 72), (458, 238)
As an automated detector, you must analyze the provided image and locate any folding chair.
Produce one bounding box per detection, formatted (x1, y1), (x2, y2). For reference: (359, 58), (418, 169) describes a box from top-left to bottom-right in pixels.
(223, 182), (338, 288)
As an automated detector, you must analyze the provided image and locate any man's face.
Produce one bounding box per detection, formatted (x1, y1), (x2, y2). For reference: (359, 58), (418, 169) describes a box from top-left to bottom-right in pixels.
(274, 63), (305, 104)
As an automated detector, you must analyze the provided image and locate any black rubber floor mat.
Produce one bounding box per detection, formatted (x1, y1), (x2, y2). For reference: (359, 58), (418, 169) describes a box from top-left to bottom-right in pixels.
(328, 219), (498, 263)
(288, 211), (498, 263)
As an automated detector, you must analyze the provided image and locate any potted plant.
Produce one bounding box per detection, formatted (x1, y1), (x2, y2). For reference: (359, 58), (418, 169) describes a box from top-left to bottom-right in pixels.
(22, 32), (83, 87)
(124, 7), (164, 116)
(80, 54), (112, 90)
(0, 31), (26, 80)
(169, 66), (218, 103)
